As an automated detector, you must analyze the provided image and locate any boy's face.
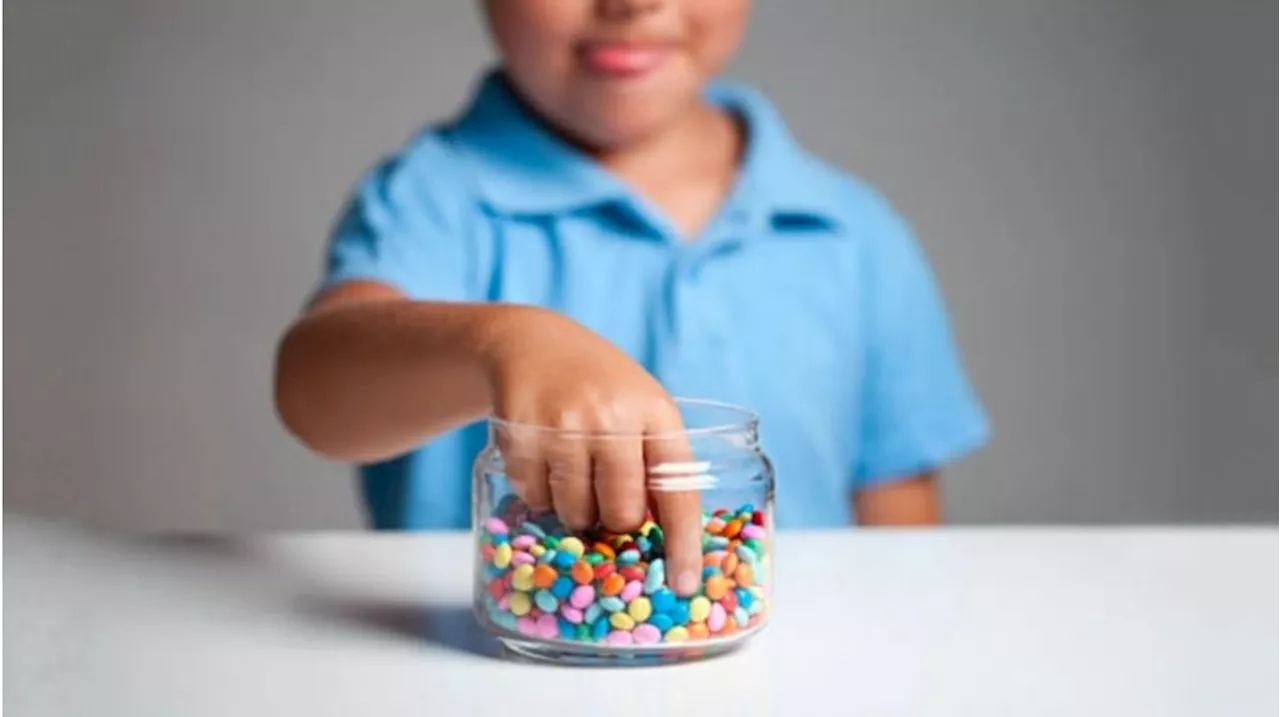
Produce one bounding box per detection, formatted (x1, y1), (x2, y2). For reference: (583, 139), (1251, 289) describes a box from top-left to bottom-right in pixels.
(484, 0), (750, 149)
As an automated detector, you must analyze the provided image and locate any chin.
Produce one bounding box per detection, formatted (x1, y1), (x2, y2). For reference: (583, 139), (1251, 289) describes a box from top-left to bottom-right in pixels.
(568, 94), (692, 150)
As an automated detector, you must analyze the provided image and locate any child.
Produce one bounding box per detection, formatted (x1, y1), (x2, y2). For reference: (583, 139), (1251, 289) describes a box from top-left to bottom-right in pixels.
(274, 0), (987, 596)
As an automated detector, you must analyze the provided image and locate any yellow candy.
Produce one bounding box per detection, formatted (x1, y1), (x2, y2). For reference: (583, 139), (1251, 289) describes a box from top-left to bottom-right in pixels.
(529, 544), (546, 557)
(558, 537), (585, 557)
(639, 521), (656, 536)
(509, 591), (532, 616)
(609, 612), (636, 631)
(664, 626), (689, 643)
(493, 543), (513, 569)
(511, 564), (535, 591)
(627, 596), (652, 622)
(689, 596), (712, 623)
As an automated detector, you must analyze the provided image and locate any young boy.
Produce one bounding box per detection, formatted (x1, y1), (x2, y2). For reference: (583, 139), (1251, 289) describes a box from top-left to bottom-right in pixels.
(274, 0), (987, 596)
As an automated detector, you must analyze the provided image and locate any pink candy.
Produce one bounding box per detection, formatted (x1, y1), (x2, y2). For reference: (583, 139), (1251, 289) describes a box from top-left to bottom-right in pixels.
(511, 535), (537, 549)
(516, 617), (537, 636)
(560, 606), (584, 624)
(632, 624), (661, 645)
(483, 517), (509, 535)
(535, 614), (559, 639)
(569, 585), (595, 609)
(708, 603), (727, 633)
(740, 524), (767, 540)
(620, 580), (643, 602)
(510, 552), (536, 567)
(605, 630), (634, 646)
(497, 595), (511, 611)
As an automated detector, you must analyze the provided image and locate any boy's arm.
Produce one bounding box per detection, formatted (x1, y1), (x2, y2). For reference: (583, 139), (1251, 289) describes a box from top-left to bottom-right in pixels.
(853, 473), (941, 526)
(273, 280), (705, 594)
(274, 281), (505, 462)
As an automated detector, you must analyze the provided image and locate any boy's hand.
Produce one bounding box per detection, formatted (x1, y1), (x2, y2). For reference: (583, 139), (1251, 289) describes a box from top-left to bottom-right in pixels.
(483, 307), (704, 596)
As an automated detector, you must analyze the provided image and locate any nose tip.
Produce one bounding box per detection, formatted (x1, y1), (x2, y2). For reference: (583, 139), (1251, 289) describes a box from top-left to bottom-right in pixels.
(598, 0), (664, 21)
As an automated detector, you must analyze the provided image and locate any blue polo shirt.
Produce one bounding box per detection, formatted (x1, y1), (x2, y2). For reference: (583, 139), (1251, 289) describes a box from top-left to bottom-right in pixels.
(321, 71), (989, 529)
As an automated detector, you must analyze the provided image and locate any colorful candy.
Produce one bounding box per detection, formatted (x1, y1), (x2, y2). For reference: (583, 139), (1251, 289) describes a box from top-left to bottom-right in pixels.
(478, 501), (770, 647)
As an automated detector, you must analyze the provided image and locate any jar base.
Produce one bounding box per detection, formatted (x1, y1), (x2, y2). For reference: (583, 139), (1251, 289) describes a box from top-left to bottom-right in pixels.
(496, 628), (760, 666)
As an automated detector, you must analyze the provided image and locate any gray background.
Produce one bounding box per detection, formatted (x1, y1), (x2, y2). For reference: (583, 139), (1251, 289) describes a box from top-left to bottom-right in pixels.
(6, 0), (1275, 531)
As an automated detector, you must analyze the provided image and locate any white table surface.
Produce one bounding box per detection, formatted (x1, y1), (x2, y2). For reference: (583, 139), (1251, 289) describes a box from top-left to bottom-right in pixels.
(4, 515), (1276, 716)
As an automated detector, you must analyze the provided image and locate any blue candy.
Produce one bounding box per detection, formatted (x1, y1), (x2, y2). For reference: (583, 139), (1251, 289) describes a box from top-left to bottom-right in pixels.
(735, 544), (758, 566)
(648, 613), (674, 633)
(598, 596), (626, 613)
(534, 589), (559, 613)
(558, 616), (577, 639)
(650, 587), (677, 614)
(551, 576), (575, 599)
(485, 564), (505, 579)
(538, 550), (557, 565)
(702, 566), (722, 580)
(735, 587), (754, 609)
(643, 558), (666, 595)
(591, 618), (610, 641)
(495, 612), (518, 631)
(734, 606), (750, 626)
(584, 602), (604, 624)
(636, 536), (652, 553)
(553, 551), (578, 570)
(706, 536), (730, 550)
(669, 600), (691, 626)
(617, 549), (641, 565)
(520, 522), (546, 538)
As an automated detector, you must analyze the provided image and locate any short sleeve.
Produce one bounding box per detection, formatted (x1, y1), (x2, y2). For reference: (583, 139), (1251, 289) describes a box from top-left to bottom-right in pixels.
(319, 142), (477, 302)
(853, 204), (990, 487)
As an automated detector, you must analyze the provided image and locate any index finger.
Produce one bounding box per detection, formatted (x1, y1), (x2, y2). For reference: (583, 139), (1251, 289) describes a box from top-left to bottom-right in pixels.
(644, 427), (704, 597)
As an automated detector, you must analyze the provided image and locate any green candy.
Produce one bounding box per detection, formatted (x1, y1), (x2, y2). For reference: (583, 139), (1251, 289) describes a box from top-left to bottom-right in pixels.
(576, 624), (590, 641)
(543, 536), (560, 550)
(585, 552), (605, 566)
(745, 538), (766, 556)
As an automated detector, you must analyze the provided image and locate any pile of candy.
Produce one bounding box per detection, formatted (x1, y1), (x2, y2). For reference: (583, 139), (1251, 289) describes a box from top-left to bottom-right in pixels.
(477, 497), (770, 647)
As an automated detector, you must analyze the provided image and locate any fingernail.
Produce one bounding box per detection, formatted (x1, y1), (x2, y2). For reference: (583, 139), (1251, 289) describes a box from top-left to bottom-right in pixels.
(674, 571), (699, 595)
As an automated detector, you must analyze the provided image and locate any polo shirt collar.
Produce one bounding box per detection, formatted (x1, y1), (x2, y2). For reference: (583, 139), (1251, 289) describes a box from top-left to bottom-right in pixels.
(450, 70), (844, 225)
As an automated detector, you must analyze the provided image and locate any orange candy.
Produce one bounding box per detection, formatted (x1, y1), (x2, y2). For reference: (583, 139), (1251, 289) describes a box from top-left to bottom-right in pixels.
(704, 576), (732, 600)
(688, 623), (710, 640)
(721, 553), (739, 576)
(702, 553), (722, 568)
(600, 573), (626, 596)
(721, 617), (739, 636)
(733, 564), (754, 587)
(532, 565), (558, 589)
(592, 542), (616, 560)
(705, 518), (725, 536)
(570, 561), (593, 585)
(723, 519), (743, 539)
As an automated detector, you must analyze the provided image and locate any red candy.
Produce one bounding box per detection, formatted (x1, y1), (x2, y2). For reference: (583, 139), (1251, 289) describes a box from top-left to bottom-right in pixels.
(481, 545), (496, 560)
(593, 563), (616, 581)
(488, 578), (506, 600)
(620, 566), (646, 583)
(751, 510), (764, 526)
(721, 590), (738, 613)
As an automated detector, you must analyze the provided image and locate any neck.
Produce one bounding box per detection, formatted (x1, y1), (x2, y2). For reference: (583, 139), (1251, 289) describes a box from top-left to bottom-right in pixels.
(590, 100), (739, 185)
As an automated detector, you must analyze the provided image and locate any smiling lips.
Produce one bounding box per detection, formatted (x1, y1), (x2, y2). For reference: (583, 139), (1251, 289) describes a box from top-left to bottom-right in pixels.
(580, 42), (673, 78)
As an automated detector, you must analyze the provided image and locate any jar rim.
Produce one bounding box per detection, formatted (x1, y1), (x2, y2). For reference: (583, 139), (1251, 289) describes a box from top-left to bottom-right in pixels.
(487, 397), (759, 439)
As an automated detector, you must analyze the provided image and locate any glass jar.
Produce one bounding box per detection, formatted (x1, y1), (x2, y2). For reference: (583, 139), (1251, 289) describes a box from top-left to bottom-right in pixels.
(472, 399), (774, 665)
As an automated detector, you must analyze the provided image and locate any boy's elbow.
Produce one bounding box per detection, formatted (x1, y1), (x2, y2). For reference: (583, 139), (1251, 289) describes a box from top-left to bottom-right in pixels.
(273, 330), (350, 462)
